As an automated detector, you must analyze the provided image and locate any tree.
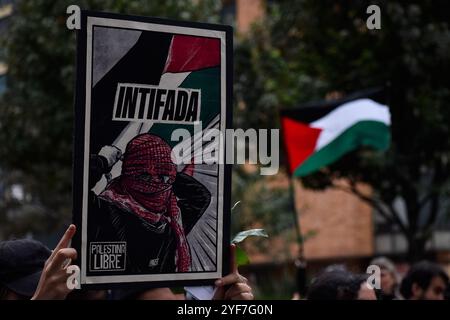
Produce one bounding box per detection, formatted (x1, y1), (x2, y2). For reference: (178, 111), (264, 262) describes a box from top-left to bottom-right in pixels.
(0, 0), (220, 238)
(234, 0), (450, 261)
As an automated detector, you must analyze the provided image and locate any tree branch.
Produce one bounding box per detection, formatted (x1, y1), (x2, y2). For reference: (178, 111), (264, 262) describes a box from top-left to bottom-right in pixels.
(419, 192), (436, 209)
(384, 200), (409, 236)
(421, 161), (444, 231)
(330, 183), (392, 223)
(424, 193), (440, 231)
(330, 180), (408, 235)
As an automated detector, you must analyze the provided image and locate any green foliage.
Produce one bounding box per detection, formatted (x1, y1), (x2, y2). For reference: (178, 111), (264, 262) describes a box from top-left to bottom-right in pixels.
(2, 0), (449, 263)
(0, 0), (221, 238)
(232, 229), (270, 267)
(231, 166), (296, 261)
(234, 0), (450, 260)
(235, 245), (250, 267)
(231, 168), (293, 231)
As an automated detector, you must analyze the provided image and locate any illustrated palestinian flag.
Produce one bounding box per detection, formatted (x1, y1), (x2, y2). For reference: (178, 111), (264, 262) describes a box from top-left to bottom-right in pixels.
(280, 90), (391, 177)
(91, 31), (221, 151)
(150, 34), (221, 144)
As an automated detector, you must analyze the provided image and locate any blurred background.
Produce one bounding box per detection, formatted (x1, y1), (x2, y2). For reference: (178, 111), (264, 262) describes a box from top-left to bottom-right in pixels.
(1, 0), (449, 299)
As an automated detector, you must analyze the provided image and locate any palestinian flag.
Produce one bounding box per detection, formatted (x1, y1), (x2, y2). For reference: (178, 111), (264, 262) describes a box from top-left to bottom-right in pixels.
(280, 90), (391, 177)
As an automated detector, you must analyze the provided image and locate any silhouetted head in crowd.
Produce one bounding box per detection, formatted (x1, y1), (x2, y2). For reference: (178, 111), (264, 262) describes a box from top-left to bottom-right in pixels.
(370, 256), (399, 300)
(0, 239), (51, 300)
(400, 261), (449, 300)
(354, 273), (377, 300)
(307, 269), (377, 300)
(323, 264), (348, 273)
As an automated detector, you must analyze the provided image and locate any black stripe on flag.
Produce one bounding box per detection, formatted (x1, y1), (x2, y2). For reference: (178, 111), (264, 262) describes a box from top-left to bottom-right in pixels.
(91, 30), (173, 153)
(280, 87), (387, 124)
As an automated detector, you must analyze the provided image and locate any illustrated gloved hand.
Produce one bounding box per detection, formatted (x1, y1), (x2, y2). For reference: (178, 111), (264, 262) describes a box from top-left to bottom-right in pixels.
(98, 145), (123, 168)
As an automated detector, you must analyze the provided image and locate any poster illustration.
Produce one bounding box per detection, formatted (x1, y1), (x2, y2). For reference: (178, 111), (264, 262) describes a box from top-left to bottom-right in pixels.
(72, 11), (232, 287)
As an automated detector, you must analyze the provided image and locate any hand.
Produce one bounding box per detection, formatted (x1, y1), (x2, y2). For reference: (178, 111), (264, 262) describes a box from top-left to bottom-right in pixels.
(213, 244), (254, 300)
(31, 224), (78, 300)
(98, 145), (123, 168)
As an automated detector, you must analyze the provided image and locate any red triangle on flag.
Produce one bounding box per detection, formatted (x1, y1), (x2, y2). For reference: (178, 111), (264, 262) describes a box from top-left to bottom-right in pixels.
(163, 35), (220, 74)
(281, 117), (322, 174)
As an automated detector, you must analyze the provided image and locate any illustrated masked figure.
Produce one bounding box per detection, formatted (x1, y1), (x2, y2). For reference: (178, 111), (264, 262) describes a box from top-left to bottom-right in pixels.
(88, 134), (210, 273)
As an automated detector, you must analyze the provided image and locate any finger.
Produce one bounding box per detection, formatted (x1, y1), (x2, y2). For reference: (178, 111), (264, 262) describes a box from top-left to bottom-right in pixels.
(215, 273), (242, 287)
(224, 283), (252, 300)
(214, 244), (239, 287)
(230, 244), (237, 273)
(238, 275), (249, 284)
(50, 224), (76, 260)
(231, 292), (254, 301)
(48, 248), (77, 274)
(212, 286), (225, 300)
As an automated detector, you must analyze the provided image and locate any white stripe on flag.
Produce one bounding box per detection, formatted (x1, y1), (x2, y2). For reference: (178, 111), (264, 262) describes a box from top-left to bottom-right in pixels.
(159, 72), (191, 87)
(311, 98), (390, 151)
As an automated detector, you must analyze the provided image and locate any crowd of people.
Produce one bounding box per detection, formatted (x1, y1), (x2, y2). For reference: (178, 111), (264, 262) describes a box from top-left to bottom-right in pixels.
(1, 224), (449, 300)
(0, 224), (252, 300)
(303, 257), (449, 300)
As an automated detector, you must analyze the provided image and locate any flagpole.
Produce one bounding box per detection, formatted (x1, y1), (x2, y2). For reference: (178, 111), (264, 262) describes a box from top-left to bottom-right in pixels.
(289, 177), (307, 298)
(289, 179), (303, 257)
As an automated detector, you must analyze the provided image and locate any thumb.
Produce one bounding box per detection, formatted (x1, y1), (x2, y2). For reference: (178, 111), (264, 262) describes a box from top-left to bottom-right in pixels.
(212, 285), (225, 300)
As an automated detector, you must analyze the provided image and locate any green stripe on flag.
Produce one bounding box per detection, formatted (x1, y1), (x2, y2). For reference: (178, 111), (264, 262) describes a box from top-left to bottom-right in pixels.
(293, 121), (390, 177)
(149, 67), (220, 146)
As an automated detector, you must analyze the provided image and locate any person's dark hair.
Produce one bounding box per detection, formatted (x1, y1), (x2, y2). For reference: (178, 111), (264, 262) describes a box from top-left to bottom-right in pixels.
(400, 261), (449, 299)
(353, 273), (369, 285)
(354, 273), (382, 300)
(0, 239), (51, 299)
(307, 270), (362, 300)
